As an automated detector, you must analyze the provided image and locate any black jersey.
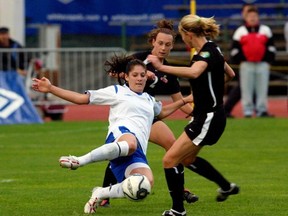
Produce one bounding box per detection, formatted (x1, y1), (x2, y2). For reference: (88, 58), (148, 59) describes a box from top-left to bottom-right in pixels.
(189, 42), (225, 114)
(133, 51), (181, 96)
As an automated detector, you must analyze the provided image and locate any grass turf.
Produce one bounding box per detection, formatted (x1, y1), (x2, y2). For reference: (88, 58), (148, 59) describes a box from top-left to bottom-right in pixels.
(0, 118), (287, 216)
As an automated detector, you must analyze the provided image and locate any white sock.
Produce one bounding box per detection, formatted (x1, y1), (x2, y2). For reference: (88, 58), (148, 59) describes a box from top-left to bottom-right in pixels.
(78, 141), (129, 166)
(94, 183), (124, 200)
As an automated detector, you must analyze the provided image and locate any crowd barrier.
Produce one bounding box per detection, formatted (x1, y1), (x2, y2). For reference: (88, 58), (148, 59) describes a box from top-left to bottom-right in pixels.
(0, 47), (126, 123)
(0, 47), (126, 90)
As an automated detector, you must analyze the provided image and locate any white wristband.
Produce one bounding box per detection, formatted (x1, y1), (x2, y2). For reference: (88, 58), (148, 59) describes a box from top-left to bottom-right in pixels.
(143, 59), (150, 65)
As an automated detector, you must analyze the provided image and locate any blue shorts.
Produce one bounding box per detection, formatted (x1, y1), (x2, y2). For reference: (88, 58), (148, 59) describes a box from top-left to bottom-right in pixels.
(105, 126), (149, 182)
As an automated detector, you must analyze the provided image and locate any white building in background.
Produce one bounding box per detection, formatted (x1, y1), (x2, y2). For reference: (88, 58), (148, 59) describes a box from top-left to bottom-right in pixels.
(0, 0), (25, 45)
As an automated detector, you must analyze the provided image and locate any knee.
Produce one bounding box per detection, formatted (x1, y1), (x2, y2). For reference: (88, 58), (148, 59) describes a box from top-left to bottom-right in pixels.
(181, 157), (196, 167)
(127, 141), (137, 155)
(162, 154), (176, 168)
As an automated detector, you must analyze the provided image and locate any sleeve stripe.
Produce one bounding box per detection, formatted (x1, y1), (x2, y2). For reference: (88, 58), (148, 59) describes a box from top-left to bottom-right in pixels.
(113, 85), (118, 94)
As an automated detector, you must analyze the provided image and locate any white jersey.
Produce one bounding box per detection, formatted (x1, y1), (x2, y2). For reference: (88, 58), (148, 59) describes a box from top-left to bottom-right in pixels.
(86, 85), (162, 154)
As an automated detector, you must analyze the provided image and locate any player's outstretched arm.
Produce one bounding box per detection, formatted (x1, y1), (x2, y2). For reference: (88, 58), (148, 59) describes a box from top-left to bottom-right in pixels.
(171, 92), (194, 115)
(157, 95), (193, 119)
(146, 54), (207, 79)
(32, 77), (89, 105)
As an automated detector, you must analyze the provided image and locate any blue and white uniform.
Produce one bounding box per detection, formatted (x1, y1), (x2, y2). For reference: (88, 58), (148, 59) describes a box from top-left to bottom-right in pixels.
(87, 84), (162, 181)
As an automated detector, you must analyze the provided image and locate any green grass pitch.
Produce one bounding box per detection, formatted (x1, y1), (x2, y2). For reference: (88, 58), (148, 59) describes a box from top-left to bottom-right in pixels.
(0, 118), (287, 216)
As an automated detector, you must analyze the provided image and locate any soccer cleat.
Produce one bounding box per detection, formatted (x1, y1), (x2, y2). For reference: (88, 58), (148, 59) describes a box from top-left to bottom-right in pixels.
(99, 199), (110, 208)
(84, 198), (99, 214)
(59, 155), (80, 170)
(216, 183), (240, 202)
(162, 209), (186, 216)
(183, 189), (199, 204)
(84, 187), (103, 214)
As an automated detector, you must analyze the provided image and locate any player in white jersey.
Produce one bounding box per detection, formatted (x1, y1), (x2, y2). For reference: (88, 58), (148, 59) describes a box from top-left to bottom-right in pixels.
(32, 56), (192, 214)
(88, 84), (159, 155)
(100, 20), (197, 208)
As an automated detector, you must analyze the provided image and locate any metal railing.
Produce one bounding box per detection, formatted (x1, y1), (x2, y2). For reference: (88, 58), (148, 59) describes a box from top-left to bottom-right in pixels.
(0, 47), (126, 93)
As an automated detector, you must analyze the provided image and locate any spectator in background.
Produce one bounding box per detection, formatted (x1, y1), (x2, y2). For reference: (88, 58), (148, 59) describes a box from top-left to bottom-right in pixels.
(0, 27), (26, 75)
(225, 3), (257, 118)
(230, 7), (276, 117)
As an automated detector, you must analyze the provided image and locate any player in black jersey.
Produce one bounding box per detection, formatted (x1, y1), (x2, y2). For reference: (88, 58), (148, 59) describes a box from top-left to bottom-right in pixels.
(100, 19), (197, 208)
(147, 15), (239, 216)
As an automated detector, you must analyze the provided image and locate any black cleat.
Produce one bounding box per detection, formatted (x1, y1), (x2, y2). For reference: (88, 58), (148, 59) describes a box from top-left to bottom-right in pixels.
(162, 209), (186, 216)
(183, 189), (199, 204)
(216, 183), (240, 202)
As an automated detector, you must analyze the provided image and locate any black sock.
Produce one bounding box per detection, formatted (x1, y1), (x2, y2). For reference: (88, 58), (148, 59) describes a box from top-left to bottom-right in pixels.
(164, 164), (185, 212)
(186, 157), (231, 191)
(102, 163), (117, 201)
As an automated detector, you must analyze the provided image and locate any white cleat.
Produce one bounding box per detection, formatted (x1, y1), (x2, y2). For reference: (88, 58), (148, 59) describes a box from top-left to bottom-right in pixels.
(84, 187), (103, 214)
(84, 198), (99, 214)
(59, 155), (80, 170)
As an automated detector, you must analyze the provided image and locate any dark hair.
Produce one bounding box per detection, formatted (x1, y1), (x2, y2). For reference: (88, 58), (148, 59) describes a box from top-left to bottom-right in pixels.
(105, 55), (146, 85)
(147, 19), (177, 45)
(125, 59), (146, 74)
(0, 27), (9, 34)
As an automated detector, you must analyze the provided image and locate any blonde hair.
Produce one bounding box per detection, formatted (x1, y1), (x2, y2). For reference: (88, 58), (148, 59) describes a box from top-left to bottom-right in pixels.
(178, 15), (220, 39)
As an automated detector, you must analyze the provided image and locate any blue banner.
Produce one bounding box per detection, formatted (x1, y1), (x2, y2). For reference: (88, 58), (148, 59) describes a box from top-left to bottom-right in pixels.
(26, 0), (180, 35)
(25, 0), (286, 36)
(0, 71), (43, 124)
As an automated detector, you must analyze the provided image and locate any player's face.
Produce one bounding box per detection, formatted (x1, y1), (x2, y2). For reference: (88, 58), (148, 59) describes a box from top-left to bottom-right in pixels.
(151, 32), (173, 60)
(125, 65), (147, 93)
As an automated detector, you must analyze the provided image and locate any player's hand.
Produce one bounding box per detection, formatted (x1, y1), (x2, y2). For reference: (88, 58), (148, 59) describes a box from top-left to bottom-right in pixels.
(183, 94), (194, 118)
(182, 94), (194, 104)
(146, 70), (156, 80)
(146, 55), (163, 70)
(32, 77), (52, 93)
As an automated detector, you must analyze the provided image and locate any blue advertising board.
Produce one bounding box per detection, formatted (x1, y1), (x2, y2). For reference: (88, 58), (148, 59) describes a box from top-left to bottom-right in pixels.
(25, 0), (181, 35)
(25, 0), (286, 36)
(0, 71), (43, 124)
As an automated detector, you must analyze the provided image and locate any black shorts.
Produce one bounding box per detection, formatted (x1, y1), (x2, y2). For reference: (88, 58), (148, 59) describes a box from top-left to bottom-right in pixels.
(184, 107), (226, 146)
(152, 117), (161, 124)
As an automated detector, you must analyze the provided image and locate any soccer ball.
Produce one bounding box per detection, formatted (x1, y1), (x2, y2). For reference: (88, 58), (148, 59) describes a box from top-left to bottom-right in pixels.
(122, 173), (151, 201)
